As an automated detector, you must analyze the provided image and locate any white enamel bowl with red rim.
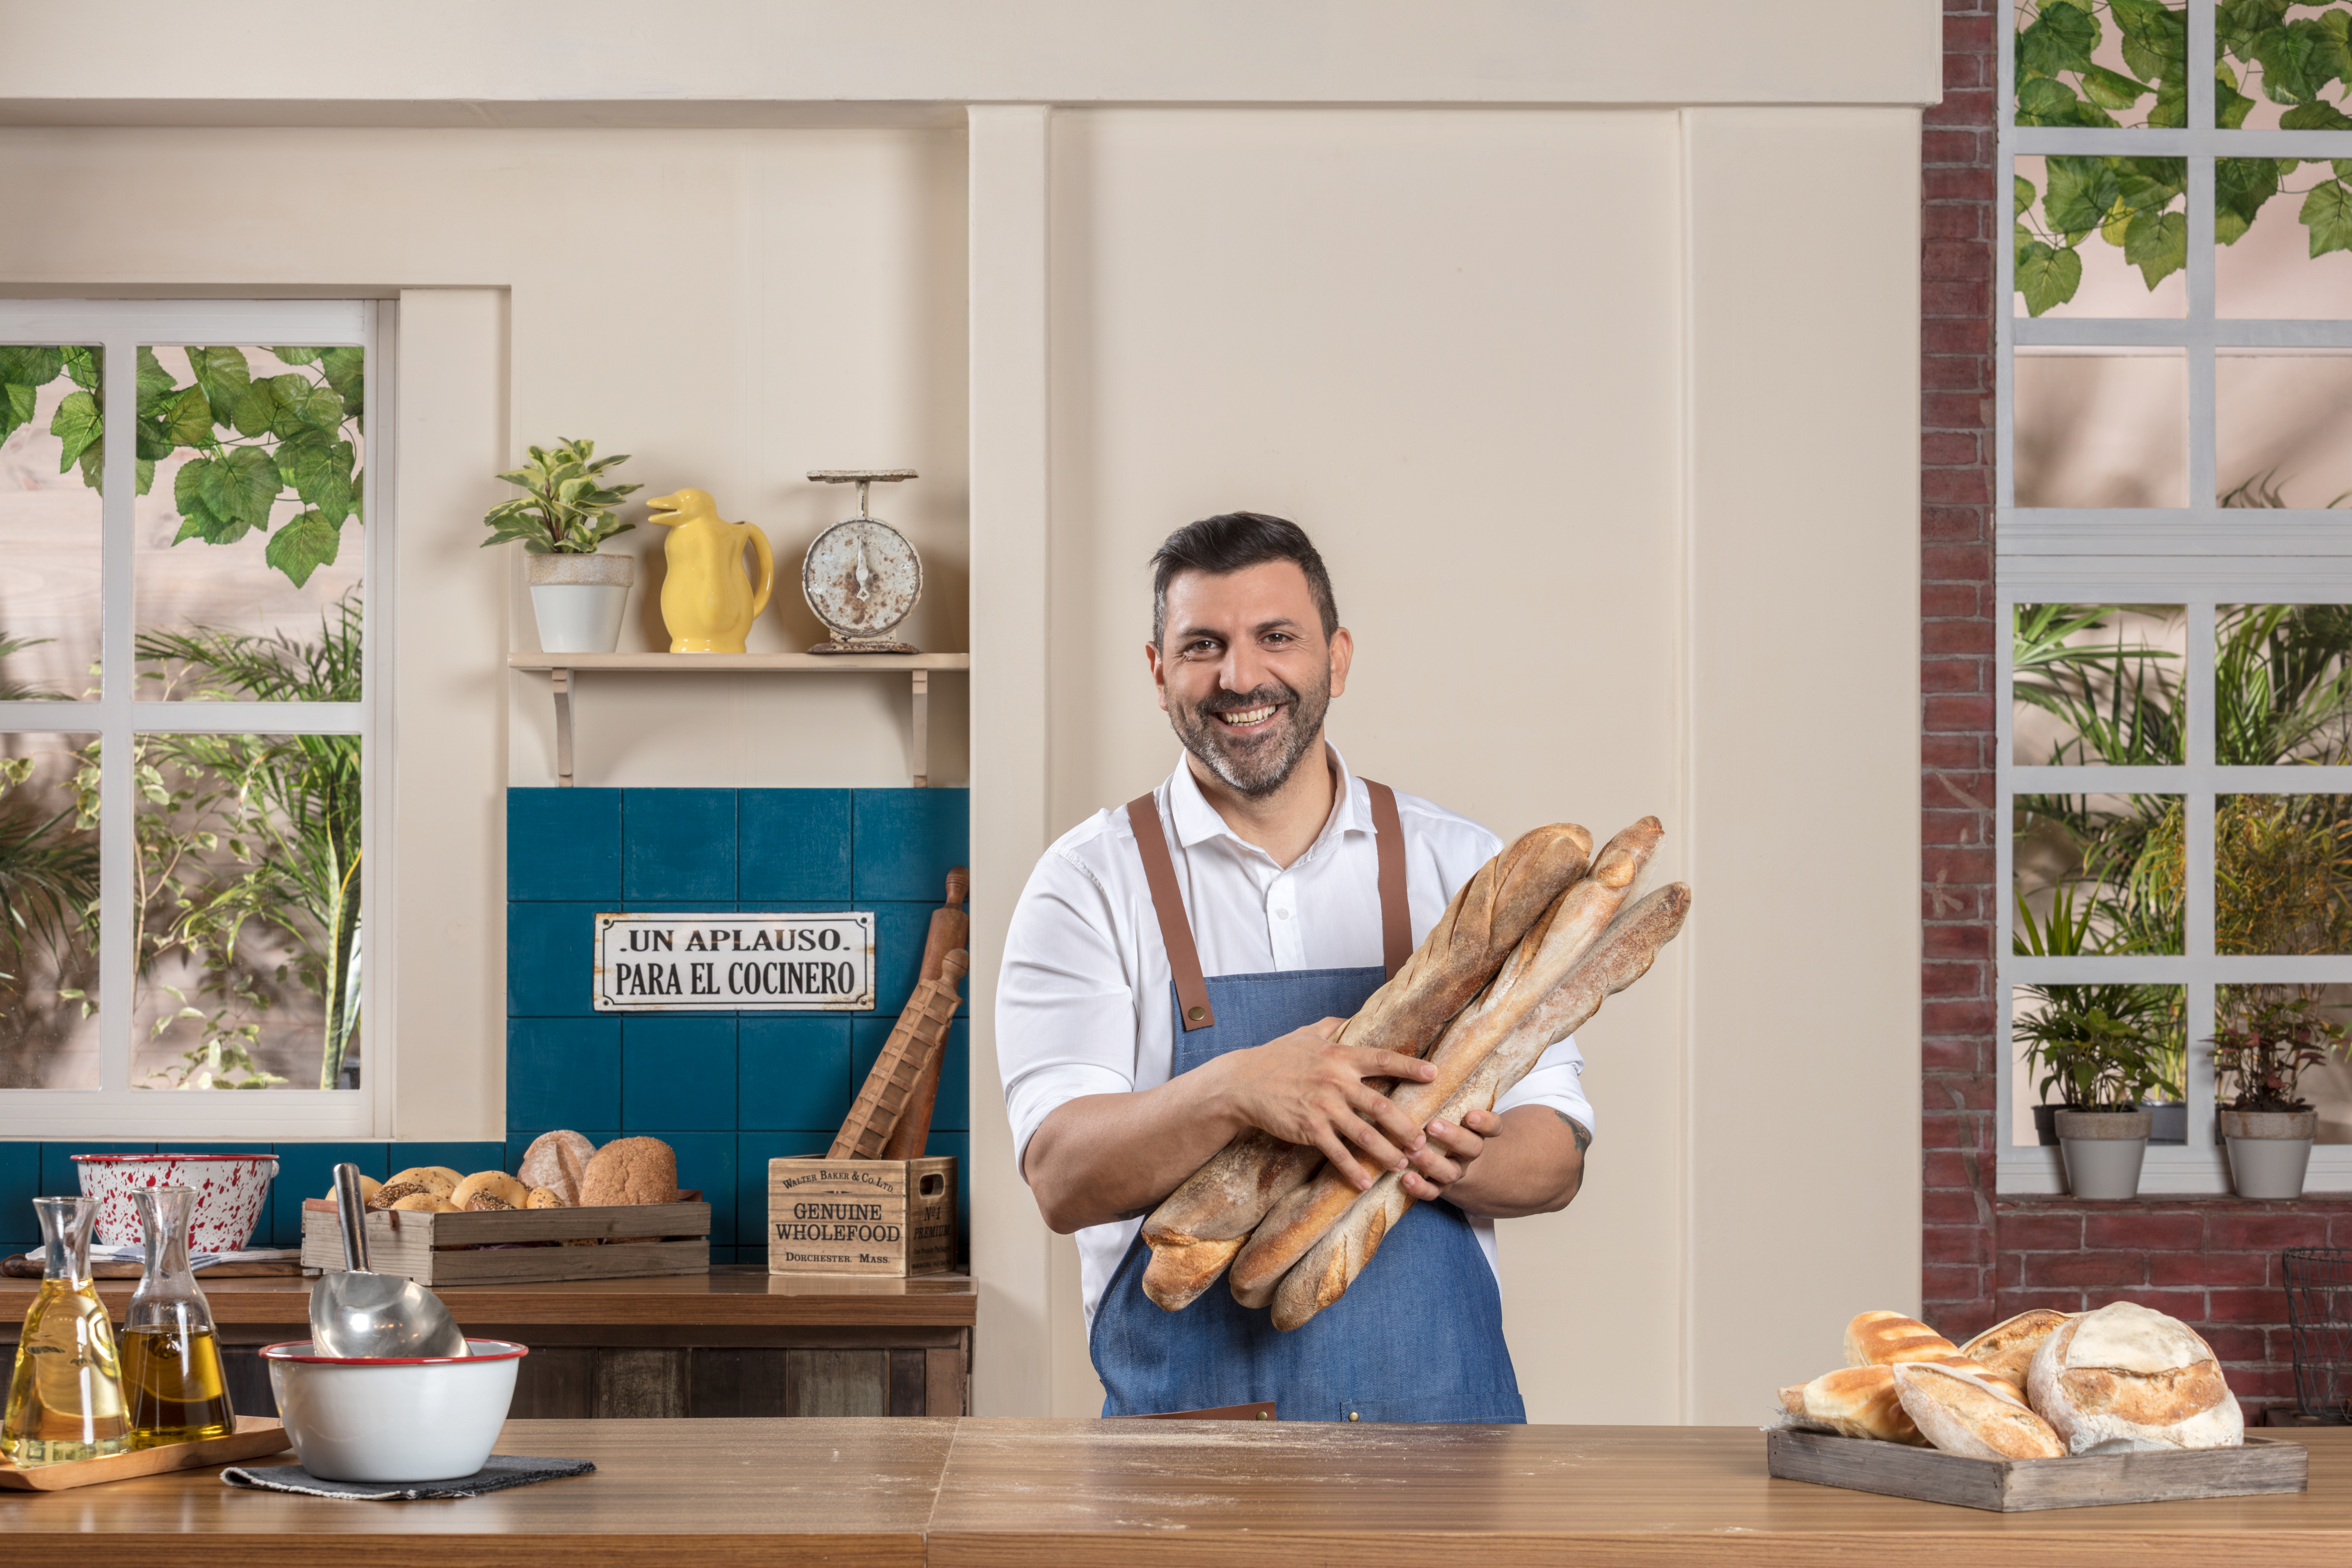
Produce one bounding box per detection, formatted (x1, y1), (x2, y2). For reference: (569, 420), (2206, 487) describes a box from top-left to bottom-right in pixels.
(261, 1339), (528, 1482)
(72, 1152), (279, 1251)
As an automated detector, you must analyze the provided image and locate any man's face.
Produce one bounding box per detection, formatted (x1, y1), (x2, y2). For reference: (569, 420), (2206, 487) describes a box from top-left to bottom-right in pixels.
(1148, 560), (1352, 798)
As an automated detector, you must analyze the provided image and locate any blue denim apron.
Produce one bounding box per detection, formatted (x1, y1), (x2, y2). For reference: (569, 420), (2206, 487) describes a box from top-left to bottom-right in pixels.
(1088, 784), (1526, 1423)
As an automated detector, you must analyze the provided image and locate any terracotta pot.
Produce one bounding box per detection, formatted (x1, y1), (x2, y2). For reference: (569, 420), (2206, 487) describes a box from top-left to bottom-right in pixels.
(2222, 1108), (2318, 1200)
(2053, 1108), (2152, 1201)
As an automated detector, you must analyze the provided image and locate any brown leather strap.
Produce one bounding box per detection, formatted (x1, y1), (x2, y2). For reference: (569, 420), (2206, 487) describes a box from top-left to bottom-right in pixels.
(1363, 779), (1411, 980)
(1128, 792), (1217, 1031)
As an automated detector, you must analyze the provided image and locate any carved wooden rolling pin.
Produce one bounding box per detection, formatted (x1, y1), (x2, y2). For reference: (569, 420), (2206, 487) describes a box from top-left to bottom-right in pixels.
(1225, 819), (1664, 1309)
(882, 867), (971, 1161)
(829, 948), (969, 1160)
(1138, 822), (1595, 1310)
(1268, 881), (1692, 1331)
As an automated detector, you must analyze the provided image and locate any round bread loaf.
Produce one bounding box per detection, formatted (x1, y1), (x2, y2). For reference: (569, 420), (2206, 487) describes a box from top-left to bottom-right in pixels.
(448, 1170), (531, 1211)
(387, 1165), (463, 1197)
(2027, 1301), (2243, 1453)
(367, 1180), (430, 1210)
(1960, 1307), (2072, 1391)
(519, 1131), (597, 1207)
(578, 1136), (679, 1206)
(328, 1173), (382, 1207)
(1843, 1310), (1960, 1368)
(1891, 1361), (2064, 1459)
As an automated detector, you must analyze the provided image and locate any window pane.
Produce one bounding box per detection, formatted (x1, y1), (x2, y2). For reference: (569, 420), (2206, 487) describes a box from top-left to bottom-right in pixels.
(0, 732), (99, 1089)
(2013, 350), (2187, 506)
(2216, 352), (2352, 509)
(2216, 7), (2352, 130)
(2215, 796), (2352, 955)
(2012, 1), (2186, 132)
(130, 730), (361, 1092)
(2015, 792), (2186, 955)
(2216, 161), (2352, 318)
(2014, 604), (2185, 767)
(2215, 604), (2352, 766)
(2012, 156), (2188, 319)
(2012, 983), (2186, 1144)
(0, 347), (103, 698)
(134, 346), (363, 698)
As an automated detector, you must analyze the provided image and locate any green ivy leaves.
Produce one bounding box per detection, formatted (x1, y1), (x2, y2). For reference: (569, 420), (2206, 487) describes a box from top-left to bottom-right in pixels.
(2015, 154), (2188, 314)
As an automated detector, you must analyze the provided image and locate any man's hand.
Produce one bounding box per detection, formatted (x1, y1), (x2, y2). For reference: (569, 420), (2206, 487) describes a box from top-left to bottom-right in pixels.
(1398, 1107), (1501, 1202)
(1206, 1017), (1438, 1192)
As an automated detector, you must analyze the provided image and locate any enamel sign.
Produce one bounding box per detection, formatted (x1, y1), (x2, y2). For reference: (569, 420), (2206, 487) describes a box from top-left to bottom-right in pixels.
(593, 912), (876, 1012)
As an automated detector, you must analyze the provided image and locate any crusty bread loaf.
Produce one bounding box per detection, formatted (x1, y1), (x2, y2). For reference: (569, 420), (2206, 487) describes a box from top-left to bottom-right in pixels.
(1845, 1311), (1961, 1368)
(1959, 1308), (2072, 1391)
(1779, 1365), (1925, 1445)
(1891, 1361), (2065, 1459)
(519, 1131), (597, 1207)
(579, 1136), (679, 1206)
(2027, 1301), (2243, 1453)
(1267, 880), (1692, 1330)
(1138, 821), (1595, 1310)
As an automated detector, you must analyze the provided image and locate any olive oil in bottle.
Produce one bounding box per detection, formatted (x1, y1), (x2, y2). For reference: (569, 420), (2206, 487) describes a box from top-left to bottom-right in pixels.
(122, 1186), (234, 1447)
(1, 1197), (130, 1466)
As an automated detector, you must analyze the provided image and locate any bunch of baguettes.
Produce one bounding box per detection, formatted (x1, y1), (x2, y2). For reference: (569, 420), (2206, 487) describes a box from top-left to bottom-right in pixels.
(1140, 816), (1692, 1331)
(1780, 1304), (2245, 1458)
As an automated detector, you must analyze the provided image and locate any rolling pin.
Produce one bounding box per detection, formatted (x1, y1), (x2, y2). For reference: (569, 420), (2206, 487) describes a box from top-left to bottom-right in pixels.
(882, 867), (969, 1160)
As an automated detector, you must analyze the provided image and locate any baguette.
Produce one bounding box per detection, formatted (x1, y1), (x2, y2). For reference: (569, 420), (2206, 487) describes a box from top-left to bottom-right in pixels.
(1267, 881), (1691, 1331)
(1780, 1365), (1925, 1445)
(1226, 823), (1666, 1310)
(1138, 821), (1595, 1310)
(1957, 1307), (2071, 1393)
(1891, 1361), (2065, 1459)
(1844, 1311), (1960, 1369)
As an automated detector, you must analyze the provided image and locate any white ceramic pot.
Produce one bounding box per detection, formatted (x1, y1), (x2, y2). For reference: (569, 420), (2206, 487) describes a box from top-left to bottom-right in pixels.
(526, 552), (633, 654)
(2222, 1108), (2318, 1200)
(2054, 1108), (2152, 1201)
(263, 1338), (526, 1482)
(73, 1152), (279, 1251)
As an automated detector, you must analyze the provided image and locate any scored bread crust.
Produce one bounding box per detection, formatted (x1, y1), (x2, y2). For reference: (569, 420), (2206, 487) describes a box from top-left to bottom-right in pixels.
(1959, 1308), (2072, 1391)
(1137, 821), (1595, 1311)
(519, 1131), (598, 1208)
(1780, 1365), (1925, 1445)
(1845, 1311), (1961, 1368)
(1891, 1361), (2065, 1459)
(2027, 1302), (2243, 1453)
(1267, 882), (1692, 1331)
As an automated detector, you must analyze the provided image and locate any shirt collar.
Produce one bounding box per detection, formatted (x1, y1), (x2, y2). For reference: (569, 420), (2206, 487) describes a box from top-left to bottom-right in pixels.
(1163, 742), (1369, 859)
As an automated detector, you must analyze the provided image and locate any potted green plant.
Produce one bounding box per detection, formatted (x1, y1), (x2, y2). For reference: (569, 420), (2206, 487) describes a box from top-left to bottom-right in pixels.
(2017, 979), (2171, 1201)
(481, 438), (644, 653)
(2211, 995), (2345, 1200)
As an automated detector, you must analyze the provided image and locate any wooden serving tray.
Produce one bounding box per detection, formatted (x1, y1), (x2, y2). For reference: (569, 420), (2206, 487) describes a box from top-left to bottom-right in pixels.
(1766, 1427), (2308, 1512)
(0, 1415), (289, 1491)
(299, 1196), (710, 1284)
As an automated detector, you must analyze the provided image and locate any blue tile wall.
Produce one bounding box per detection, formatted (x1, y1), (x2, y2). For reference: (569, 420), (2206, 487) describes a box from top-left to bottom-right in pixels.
(506, 787), (972, 1267)
(0, 1142), (39, 1256)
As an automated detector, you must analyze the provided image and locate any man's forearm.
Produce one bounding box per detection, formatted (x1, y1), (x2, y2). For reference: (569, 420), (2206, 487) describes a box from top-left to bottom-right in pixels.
(1441, 1105), (1586, 1218)
(1022, 1072), (1249, 1234)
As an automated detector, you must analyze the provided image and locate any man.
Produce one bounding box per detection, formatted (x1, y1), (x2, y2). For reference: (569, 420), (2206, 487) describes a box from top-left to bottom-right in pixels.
(998, 512), (1590, 1422)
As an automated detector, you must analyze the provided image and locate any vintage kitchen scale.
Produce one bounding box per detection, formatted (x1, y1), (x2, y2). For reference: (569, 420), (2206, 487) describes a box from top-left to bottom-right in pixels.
(804, 468), (923, 654)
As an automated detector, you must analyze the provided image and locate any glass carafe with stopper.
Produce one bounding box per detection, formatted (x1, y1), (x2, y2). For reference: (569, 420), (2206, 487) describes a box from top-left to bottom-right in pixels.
(2, 1195), (129, 1464)
(121, 1185), (235, 1446)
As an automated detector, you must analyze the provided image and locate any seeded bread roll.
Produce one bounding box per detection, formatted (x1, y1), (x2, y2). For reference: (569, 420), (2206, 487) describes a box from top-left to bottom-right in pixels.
(448, 1170), (530, 1211)
(387, 1192), (442, 1213)
(1892, 1361), (2066, 1459)
(579, 1136), (679, 1206)
(1959, 1308), (2073, 1391)
(466, 1193), (517, 1211)
(366, 1180), (430, 1210)
(1845, 1311), (1960, 1368)
(1779, 1365), (1925, 1445)
(328, 1173), (382, 1207)
(519, 1131), (598, 1208)
(1139, 822), (1596, 1311)
(525, 1186), (568, 1209)
(386, 1165), (462, 1197)
(2028, 1301), (2243, 1453)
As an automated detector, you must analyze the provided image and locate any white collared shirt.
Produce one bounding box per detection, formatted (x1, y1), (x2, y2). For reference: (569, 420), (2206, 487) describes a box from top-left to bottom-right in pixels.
(997, 746), (1595, 1324)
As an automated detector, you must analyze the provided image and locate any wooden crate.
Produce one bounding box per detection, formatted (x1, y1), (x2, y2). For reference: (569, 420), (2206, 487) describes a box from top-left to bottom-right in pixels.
(767, 1155), (955, 1277)
(1765, 1427), (2308, 1512)
(300, 1197), (709, 1285)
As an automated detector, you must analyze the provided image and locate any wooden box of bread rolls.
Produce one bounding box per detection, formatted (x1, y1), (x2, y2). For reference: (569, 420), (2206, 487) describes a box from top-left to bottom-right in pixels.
(299, 1197), (712, 1285)
(766, 1155), (956, 1277)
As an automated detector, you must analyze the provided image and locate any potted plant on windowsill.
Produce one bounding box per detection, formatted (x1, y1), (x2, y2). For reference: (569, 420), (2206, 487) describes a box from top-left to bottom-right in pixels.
(482, 438), (644, 653)
(2017, 979), (2171, 1201)
(2211, 995), (2345, 1200)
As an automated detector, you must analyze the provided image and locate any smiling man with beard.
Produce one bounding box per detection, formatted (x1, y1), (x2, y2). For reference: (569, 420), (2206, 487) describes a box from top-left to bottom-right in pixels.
(998, 512), (1592, 1423)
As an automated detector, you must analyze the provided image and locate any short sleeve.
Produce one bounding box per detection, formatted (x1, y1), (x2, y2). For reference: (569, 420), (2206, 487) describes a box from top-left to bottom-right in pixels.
(1493, 1033), (1594, 1140)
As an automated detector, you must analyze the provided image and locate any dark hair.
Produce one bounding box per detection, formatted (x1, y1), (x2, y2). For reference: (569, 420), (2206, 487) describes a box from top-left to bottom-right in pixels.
(1150, 512), (1339, 646)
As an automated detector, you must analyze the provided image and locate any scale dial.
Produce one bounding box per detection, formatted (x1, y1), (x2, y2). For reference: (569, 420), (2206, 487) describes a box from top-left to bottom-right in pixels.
(802, 518), (922, 641)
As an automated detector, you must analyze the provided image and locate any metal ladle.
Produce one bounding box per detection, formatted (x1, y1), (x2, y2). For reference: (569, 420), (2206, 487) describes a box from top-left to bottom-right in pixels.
(308, 1163), (469, 1359)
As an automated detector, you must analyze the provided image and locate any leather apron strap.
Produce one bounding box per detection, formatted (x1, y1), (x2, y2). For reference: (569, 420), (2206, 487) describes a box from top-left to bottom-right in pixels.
(1127, 775), (1411, 1034)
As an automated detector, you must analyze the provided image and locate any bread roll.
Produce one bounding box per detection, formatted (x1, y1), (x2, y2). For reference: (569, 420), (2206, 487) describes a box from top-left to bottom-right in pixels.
(466, 1193), (517, 1211)
(579, 1136), (679, 1206)
(366, 1180), (430, 1211)
(1844, 1311), (1960, 1368)
(386, 1165), (462, 1197)
(525, 1186), (568, 1209)
(1779, 1366), (1924, 1444)
(2027, 1301), (2243, 1453)
(1960, 1308), (2072, 1391)
(388, 1192), (442, 1213)
(1140, 822), (1596, 1310)
(1892, 1361), (2065, 1459)
(448, 1170), (530, 1211)
(519, 1131), (597, 1207)
(328, 1173), (382, 1207)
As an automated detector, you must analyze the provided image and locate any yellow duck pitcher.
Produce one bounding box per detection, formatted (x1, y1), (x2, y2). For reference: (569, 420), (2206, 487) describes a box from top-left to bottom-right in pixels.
(646, 489), (775, 652)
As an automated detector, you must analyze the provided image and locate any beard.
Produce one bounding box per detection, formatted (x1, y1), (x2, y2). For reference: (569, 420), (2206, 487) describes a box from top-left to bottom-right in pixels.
(1168, 666), (1332, 798)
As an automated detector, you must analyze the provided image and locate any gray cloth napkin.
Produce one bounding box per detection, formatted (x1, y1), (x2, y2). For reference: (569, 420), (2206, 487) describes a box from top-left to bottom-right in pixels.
(220, 1454), (594, 1500)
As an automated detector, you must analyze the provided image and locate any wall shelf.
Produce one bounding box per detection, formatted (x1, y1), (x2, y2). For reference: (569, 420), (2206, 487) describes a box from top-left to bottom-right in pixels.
(506, 652), (970, 789)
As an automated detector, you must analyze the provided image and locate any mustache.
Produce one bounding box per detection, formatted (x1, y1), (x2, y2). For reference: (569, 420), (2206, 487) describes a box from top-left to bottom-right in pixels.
(1196, 684), (1298, 716)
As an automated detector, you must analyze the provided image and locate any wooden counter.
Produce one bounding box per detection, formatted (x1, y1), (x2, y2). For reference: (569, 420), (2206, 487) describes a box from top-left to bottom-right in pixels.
(5, 1419), (2348, 1567)
(0, 1268), (974, 1419)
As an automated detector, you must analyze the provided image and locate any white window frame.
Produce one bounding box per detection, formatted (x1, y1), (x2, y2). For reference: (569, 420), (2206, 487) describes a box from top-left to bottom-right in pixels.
(0, 299), (393, 1139)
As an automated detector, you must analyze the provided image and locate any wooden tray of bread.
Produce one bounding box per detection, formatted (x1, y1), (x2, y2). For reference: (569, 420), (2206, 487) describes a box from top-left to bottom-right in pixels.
(0, 1415), (289, 1491)
(1770, 1305), (2306, 1511)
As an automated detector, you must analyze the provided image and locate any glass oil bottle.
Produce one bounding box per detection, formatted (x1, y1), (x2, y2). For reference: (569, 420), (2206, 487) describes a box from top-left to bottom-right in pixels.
(120, 1185), (235, 1447)
(2, 1195), (130, 1465)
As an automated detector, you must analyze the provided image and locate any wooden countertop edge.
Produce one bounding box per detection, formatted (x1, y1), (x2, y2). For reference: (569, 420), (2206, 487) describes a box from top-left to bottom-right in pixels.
(916, 1532), (2352, 1568)
(191, 1295), (978, 1328)
(46, 1536), (928, 1568)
